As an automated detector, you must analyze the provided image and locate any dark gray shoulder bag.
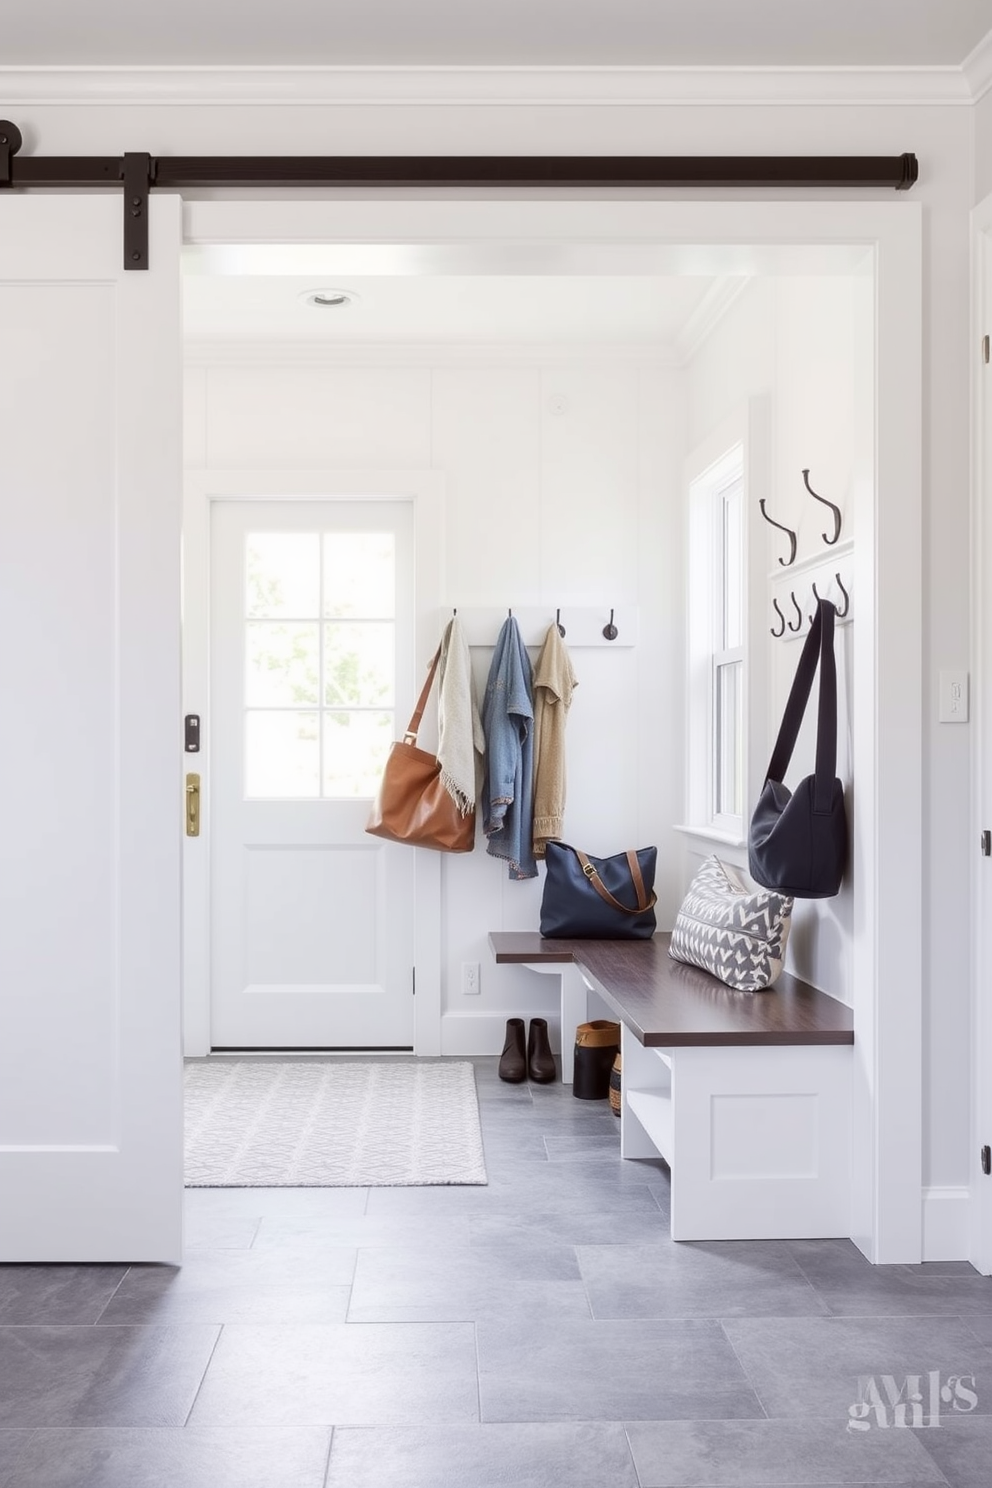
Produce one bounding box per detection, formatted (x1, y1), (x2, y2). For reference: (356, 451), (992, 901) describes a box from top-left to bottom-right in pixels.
(748, 597), (847, 899)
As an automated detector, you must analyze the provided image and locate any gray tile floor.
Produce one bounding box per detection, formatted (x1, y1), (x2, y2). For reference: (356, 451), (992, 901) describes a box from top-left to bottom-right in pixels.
(1, 1056), (991, 1486)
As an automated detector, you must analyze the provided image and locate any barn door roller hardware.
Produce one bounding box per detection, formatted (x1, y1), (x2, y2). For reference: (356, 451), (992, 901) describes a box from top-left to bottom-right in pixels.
(0, 120), (20, 185)
(0, 121), (919, 270)
(122, 152), (153, 269)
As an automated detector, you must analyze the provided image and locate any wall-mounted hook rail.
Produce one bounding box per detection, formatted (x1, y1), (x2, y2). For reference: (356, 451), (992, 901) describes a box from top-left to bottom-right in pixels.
(602, 609), (619, 641)
(758, 499), (798, 567)
(788, 592), (803, 632)
(556, 608), (566, 638)
(449, 606), (637, 648)
(801, 468), (842, 546)
(770, 552), (852, 640)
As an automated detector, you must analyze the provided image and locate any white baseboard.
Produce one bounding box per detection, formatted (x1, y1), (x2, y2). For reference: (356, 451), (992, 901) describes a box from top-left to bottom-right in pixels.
(440, 1012), (562, 1057)
(922, 1185), (971, 1261)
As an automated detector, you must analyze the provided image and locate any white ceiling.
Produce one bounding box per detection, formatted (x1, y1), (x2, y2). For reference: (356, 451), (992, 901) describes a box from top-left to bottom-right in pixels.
(181, 242), (868, 348)
(5, 0), (990, 68)
(182, 272), (732, 348)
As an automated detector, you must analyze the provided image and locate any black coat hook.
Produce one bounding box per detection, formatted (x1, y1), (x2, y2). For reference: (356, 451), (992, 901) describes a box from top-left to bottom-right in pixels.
(835, 572), (850, 618)
(802, 468), (842, 546)
(809, 581), (822, 624)
(770, 597), (786, 638)
(809, 583), (838, 624)
(758, 499), (797, 567)
(788, 591), (803, 632)
(556, 608), (566, 638)
(602, 608), (618, 641)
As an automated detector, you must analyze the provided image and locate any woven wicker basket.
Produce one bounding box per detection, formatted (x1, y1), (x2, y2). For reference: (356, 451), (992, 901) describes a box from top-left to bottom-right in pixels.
(608, 1051), (622, 1116)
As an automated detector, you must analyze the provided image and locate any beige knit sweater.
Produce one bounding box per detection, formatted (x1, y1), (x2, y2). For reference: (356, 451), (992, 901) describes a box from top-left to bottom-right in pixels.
(532, 623), (577, 857)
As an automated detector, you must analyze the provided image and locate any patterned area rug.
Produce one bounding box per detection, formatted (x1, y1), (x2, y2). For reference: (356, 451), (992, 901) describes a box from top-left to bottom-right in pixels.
(184, 1059), (488, 1187)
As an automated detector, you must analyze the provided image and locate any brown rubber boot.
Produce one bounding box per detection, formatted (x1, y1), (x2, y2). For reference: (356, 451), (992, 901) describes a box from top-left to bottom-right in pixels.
(527, 1017), (557, 1084)
(498, 1017), (527, 1083)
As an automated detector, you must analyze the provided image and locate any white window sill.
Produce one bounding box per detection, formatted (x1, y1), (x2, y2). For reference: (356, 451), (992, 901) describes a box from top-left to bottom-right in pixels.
(672, 823), (747, 849)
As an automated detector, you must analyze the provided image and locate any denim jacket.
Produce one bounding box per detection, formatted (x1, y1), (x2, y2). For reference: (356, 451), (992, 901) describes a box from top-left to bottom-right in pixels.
(482, 617), (538, 880)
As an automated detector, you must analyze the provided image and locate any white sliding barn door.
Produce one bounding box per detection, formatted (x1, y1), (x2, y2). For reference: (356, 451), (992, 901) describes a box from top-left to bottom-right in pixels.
(0, 197), (183, 1262)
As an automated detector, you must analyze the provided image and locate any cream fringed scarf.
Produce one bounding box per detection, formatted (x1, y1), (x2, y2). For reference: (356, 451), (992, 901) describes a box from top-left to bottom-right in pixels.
(438, 616), (485, 816)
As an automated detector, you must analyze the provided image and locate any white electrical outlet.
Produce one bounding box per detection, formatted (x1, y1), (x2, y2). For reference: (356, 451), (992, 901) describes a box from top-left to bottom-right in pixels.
(462, 961), (481, 995)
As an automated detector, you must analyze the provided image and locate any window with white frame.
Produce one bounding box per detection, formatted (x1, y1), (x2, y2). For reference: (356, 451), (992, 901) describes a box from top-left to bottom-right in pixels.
(686, 444), (747, 839)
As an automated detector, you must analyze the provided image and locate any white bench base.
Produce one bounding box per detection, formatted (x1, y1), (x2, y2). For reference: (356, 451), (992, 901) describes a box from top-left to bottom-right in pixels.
(621, 1027), (853, 1241)
(513, 953), (852, 1243)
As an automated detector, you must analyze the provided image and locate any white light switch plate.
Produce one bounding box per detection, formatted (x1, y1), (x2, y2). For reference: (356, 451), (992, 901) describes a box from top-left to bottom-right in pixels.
(938, 670), (969, 723)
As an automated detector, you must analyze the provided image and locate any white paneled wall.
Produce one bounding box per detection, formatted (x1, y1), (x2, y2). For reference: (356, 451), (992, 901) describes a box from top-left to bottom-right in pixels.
(184, 353), (685, 1053)
(204, 365), (433, 469)
(538, 367), (641, 602)
(430, 369), (542, 600)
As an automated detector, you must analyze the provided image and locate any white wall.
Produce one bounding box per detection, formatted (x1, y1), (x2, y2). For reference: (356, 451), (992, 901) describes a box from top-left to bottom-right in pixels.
(8, 82), (976, 1202)
(184, 355), (686, 1052)
(685, 275), (864, 1005)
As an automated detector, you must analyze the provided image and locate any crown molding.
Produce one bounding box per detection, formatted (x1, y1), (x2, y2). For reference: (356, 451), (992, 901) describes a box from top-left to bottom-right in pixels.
(0, 63), (978, 108)
(963, 29), (992, 102)
(183, 336), (681, 368)
(675, 275), (752, 363)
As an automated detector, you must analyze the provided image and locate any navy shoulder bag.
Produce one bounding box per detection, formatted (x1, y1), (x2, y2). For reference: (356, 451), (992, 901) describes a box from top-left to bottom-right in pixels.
(540, 842), (658, 939)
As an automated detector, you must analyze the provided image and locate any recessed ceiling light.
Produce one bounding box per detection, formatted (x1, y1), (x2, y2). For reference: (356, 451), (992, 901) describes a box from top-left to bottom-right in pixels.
(299, 288), (360, 309)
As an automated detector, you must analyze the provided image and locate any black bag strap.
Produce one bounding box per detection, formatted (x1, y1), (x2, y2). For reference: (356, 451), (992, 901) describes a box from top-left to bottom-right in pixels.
(764, 598), (838, 814)
(403, 646), (442, 744)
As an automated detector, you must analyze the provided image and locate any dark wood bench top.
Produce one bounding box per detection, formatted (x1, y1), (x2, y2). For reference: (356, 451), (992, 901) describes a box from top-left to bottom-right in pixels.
(488, 931), (854, 1048)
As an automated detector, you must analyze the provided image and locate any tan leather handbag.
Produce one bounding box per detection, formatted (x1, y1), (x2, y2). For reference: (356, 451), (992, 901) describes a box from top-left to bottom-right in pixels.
(365, 647), (476, 853)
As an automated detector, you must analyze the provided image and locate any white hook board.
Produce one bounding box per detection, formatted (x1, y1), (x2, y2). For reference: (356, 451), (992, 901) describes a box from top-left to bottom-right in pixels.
(443, 606), (638, 649)
(770, 551), (853, 643)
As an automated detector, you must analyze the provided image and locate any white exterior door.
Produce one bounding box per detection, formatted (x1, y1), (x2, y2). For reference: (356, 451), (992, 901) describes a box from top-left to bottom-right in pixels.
(0, 197), (183, 1262)
(209, 499), (417, 1048)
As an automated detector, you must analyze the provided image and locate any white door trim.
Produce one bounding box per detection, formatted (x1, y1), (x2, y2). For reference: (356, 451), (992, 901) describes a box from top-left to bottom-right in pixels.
(970, 192), (992, 1274)
(184, 197), (923, 1262)
(182, 466), (445, 1058)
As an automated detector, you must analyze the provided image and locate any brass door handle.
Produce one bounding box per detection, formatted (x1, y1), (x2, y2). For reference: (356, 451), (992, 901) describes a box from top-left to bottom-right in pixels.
(186, 773), (200, 837)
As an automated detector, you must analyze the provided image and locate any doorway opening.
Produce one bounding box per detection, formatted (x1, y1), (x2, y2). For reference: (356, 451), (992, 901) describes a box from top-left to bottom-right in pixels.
(175, 197), (921, 1264)
(181, 237), (872, 1054)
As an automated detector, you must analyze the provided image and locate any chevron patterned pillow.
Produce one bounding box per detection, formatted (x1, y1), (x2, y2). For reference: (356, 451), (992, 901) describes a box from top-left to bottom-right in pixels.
(669, 856), (794, 991)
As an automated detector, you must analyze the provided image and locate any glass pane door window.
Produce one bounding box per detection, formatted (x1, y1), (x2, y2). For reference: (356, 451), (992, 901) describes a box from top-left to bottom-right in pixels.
(244, 531), (396, 798)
